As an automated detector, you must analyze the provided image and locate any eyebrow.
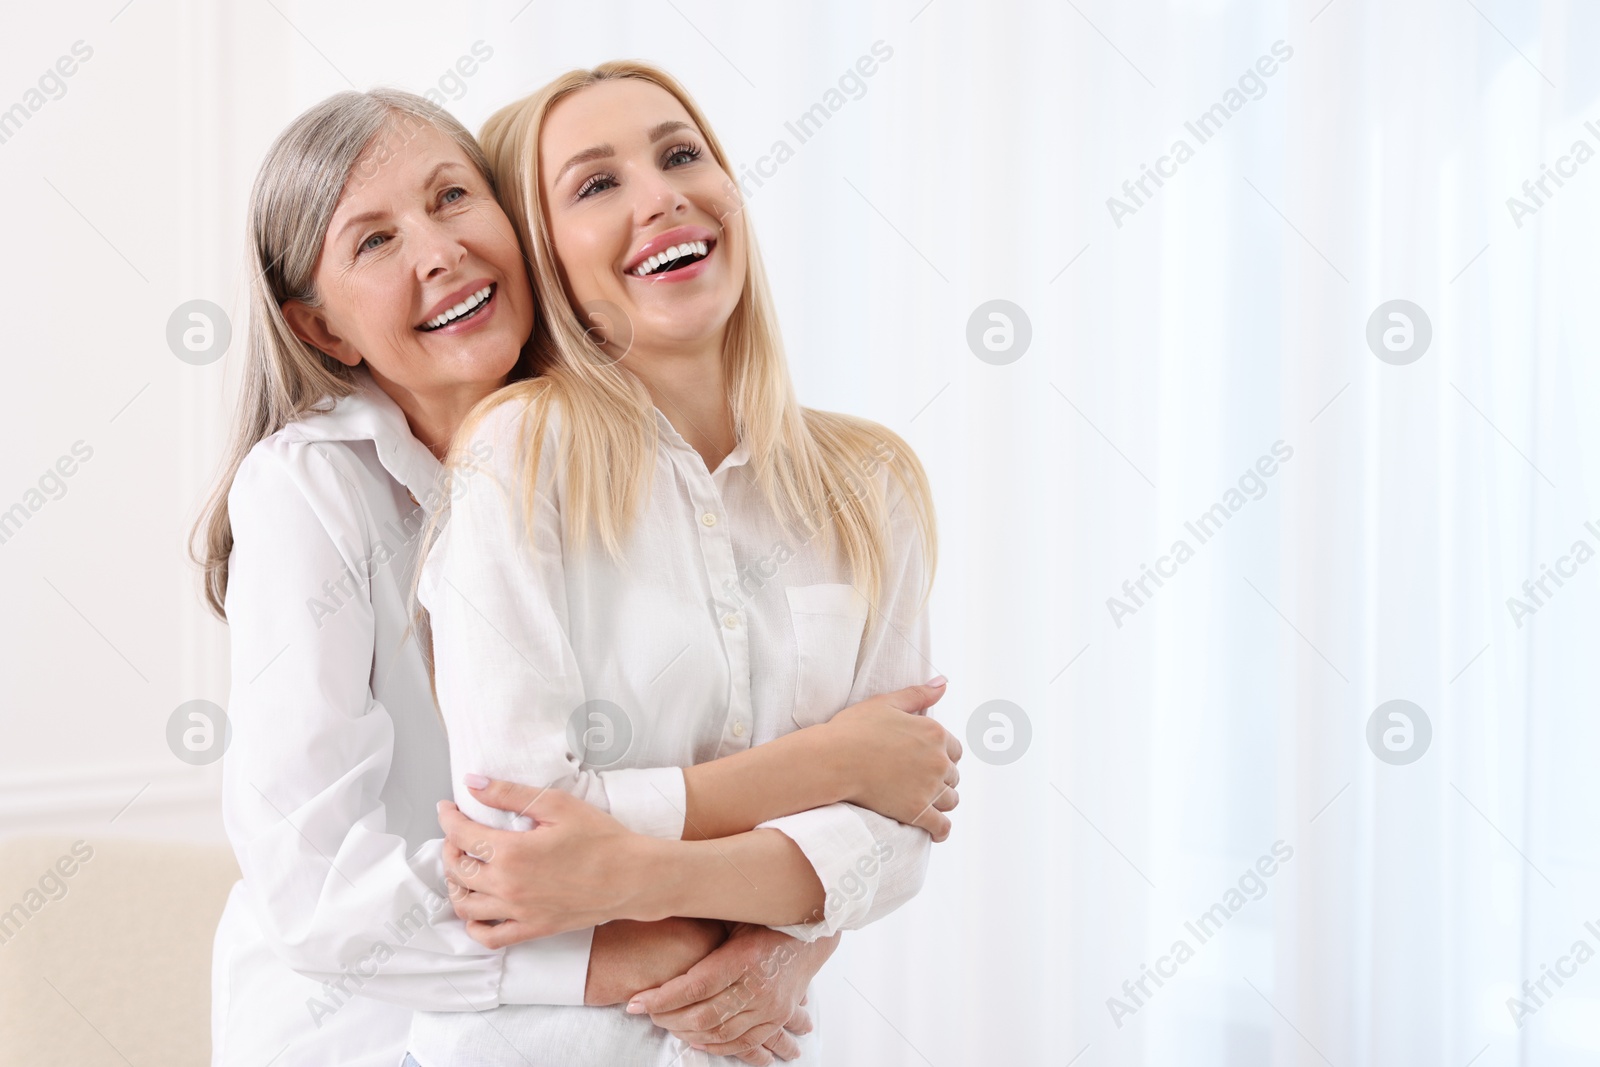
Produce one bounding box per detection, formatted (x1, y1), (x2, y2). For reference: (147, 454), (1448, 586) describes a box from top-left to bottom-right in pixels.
(552, 120), (696, 185)
(334, 161), (464, 241)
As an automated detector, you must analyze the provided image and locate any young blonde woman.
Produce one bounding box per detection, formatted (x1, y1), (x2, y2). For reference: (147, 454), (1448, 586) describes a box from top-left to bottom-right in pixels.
(200, 88), (950, 1067)
(414, 63), (955, 1065)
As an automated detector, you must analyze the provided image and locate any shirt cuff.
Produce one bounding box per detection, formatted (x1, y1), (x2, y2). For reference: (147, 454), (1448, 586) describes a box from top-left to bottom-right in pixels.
(601, 766), (688, 839)
(497, 926), (595, 1006)
(756, 803), (880, 941)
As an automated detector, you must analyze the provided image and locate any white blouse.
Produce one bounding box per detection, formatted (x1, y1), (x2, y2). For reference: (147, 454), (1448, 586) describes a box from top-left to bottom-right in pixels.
(212, 369), (593, 1067)
(409, 394), (936, 1066)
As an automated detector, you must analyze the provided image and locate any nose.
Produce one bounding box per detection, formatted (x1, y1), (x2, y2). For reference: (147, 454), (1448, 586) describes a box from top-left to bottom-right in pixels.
(413, 213), (468, 281)
(632, 163), (691, 227)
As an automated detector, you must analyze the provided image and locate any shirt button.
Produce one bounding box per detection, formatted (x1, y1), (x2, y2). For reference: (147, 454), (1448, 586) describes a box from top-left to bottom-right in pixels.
(702, 512), (718, 527)
(732, 720), (746, 737)
(722, 614), (739, 629)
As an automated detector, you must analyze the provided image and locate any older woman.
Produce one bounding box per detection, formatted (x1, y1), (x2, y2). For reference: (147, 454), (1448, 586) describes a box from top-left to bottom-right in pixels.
(199, 89), (954, 1066)
(415, 62), (956, 1065)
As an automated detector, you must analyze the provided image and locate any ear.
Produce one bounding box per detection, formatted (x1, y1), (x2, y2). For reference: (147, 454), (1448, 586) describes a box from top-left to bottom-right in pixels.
(281, 299), (362, 368)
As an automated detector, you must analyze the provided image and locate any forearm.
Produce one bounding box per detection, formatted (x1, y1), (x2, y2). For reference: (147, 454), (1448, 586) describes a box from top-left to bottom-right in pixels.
(680, 726), (853, 840)
(584, 918), (728, 1006)
(632, 829), (827, 927)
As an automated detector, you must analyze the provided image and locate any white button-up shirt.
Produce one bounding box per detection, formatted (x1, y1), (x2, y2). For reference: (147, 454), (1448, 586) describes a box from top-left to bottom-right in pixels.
(409, 394), (935, 1066)
(213, 369), (592, 1067)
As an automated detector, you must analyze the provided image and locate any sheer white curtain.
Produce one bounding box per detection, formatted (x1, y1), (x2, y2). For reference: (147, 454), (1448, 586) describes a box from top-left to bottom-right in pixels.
(8, 0), (1583, 1062)
(758, 1), (1599, 1064)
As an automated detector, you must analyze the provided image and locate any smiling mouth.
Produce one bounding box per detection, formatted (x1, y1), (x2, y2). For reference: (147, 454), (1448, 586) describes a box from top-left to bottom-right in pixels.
(629, 240), (714, 278)
(418, 284), (495, 331)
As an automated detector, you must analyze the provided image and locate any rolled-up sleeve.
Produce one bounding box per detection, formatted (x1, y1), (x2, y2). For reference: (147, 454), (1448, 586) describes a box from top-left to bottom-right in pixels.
(757, 475), (937, 940)
(224, 436), (592, 1010)
(419, 398), (689, 841)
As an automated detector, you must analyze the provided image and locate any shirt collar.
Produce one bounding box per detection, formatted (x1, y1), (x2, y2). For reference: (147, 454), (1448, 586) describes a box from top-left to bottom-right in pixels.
(279, 366), (444, 505)
(652, 407), (750, 475)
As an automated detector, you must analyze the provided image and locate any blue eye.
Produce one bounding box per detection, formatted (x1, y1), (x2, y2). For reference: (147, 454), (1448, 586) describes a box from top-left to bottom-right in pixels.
(665, 144), (701, 167)
(576, 173), (618, 199)
(359, 233), (387, 253)
(442, 186), (467, 204)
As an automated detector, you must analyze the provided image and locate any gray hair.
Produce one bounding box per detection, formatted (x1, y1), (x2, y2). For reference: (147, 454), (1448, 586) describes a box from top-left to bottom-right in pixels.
(193, 89), (495, 618)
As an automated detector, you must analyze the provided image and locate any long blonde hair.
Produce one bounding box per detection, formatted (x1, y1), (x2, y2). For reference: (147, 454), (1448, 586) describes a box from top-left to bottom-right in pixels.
(461, 61), (936, 611)
(192, 89), (505, 619)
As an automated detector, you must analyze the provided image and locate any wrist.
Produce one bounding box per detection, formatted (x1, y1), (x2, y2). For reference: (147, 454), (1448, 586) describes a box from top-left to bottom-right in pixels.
(803, 719), (858, 807)
(625, 835), (684, 921)
(645, 838), (744, 921)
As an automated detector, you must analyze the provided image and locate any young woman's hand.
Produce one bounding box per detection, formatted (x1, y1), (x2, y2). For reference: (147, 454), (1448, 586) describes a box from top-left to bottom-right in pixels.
(822, 680), (963, 840)
(438, 781), (662, 947)
(626, 924), (839, 1064)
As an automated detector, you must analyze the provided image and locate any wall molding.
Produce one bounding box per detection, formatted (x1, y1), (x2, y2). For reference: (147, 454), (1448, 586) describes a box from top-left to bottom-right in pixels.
(0, 762), (221, 837)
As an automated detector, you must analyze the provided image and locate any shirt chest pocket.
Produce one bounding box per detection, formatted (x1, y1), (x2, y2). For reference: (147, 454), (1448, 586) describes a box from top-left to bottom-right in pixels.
(786, 583), (869, 728)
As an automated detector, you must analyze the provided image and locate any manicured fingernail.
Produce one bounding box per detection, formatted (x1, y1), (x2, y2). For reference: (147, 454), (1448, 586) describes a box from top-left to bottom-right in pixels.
(464, 773), (490, 789)
(626, 998), (645, 1013)
(436, 800), (447, 813)
(690, 1045), (706, 1051)
(927, 675), (947, 687)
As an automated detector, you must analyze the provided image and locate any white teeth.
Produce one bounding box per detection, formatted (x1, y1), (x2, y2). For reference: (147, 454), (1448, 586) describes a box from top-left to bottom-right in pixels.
(422, 285), (492, 330)
(631, 241), (711, 277)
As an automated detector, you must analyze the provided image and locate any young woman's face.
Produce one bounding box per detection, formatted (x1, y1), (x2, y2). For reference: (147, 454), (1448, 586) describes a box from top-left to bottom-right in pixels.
(285, 121), (534, 399)
(539, 78), (746, 357)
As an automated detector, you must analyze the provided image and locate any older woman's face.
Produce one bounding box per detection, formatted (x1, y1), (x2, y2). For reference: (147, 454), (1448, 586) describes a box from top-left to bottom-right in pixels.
(284, 120), (533, 401)
(539, 78), (745, 358)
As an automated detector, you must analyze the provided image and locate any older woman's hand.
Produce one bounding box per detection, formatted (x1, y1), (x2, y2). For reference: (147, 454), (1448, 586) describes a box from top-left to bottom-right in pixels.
(626, 924), (839, 1064)
(438, 779), (661, 947)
